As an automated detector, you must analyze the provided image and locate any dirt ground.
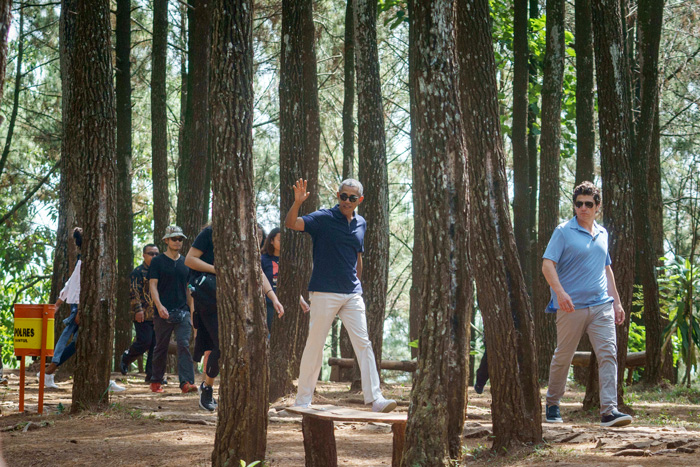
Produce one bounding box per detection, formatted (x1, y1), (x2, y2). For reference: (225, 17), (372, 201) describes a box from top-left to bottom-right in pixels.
(1, 369), (700, 466)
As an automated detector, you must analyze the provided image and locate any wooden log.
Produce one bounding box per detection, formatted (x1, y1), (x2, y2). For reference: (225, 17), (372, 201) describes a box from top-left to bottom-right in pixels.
(302, 416), (337, 467)
(571, 351), (646, 368)
(328, 357), (417, 372)
(392, 422), (406, 467)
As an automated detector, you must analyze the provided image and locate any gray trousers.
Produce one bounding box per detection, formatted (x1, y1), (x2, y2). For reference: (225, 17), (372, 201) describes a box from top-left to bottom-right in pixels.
(152, 315), (195, 388)
(546, 301), (618, 415)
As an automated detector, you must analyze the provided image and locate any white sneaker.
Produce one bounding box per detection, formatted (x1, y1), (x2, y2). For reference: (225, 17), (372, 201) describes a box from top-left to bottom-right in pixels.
(43, 373), (59, 389)
(293, 401), (311, 409)
(108, 380), (126, 392)
(372, 396), (397, 413)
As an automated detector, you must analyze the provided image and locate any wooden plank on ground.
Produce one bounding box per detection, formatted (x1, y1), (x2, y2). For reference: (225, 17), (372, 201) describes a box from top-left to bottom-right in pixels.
(285, 405), (407, 424)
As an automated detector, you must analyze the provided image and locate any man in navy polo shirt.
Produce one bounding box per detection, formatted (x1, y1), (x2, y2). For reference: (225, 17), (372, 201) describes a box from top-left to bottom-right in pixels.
(285, 178), (397, 413)
(542, 181), (632, 427)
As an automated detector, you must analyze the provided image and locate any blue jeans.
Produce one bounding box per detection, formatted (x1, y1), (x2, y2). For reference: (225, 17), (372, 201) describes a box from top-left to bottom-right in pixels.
(52, 304), (79, 366)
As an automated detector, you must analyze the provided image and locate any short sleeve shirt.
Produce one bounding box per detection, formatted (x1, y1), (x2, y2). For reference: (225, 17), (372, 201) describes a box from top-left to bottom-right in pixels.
(542, 217), (613, 311)
(148, 253), (189, 311)
(192, 226), (215, 266)
(302, 205), (365, 294)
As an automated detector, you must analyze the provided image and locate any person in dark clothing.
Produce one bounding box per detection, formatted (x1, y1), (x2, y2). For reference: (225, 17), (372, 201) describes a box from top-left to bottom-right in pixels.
(120, 244), (161, 383)
(149, 226), (197, 394)
(186, 223), (284, 411)
(261, 227), (281, 333)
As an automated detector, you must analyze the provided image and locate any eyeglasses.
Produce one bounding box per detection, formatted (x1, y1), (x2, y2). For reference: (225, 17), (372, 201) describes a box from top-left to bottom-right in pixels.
(575, 201), (595, 209)
(145, 252), (159, 256)
(170, 237), (185, 242)
(339, 193), (359, 203)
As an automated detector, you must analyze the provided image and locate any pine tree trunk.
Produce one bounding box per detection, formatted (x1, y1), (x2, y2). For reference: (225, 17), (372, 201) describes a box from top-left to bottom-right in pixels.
(575, 0), (595, 184)
(70, 0), (117, 410)
(402, 0), (470, 463)
(533, 0), (565, 383)
(269, 0), (320, 402)
(151, 0), (169, 248)
(114, 0), (134, 372)
(512, 0), (531, 291)
(0, 0), (12, 115)
(356, 0), (389, 379)
(209, 1), (268, 463)
(176, 0), (210, 251)
(633, 0), (664, 385)
(591, 0), (635, 406)
(527, 0), (539, 303)
(457, 0), (542, 451)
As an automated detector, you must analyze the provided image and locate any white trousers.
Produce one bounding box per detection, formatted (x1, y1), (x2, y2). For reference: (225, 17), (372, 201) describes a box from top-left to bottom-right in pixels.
(295, 292), (383, 405)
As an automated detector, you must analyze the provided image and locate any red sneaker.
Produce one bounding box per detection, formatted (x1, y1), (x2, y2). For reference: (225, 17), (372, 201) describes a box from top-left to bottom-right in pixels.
(181, 382), (198, 394)
(150, 383), (164, 393)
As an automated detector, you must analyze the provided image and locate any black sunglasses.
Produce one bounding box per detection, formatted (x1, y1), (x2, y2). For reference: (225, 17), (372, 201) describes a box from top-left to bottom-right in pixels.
(339, 193), (359, 203)
(145, 252), (159, 256)
(170, 237), (185, 242)
(575, 201), (595, 209)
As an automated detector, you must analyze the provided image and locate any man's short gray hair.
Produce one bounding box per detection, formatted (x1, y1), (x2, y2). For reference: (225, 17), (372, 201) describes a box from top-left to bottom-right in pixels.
(339, 178), (364, 196)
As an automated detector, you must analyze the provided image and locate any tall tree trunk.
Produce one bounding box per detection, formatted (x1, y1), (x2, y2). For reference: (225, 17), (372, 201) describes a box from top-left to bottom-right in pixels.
(407, 0), (421, 361)
(527, 0), (540, 304)
(575, 0), (595, 184)
(209, 0), (268, 463)
(114, 0), (134, 372)
(591, 0), (635, 406)
(176, 0), (210, 251)
(70, 0), (117, 410)
(402, 0), (470, 462)
(269, 0), (320, 402)
(0, 4), (22, 179)
(152, 0), (170, 248)
(178, 0), (188, 200)
(457, 0), (542, 451)
(512, 0), (530, 291)
(356, 0), (389, 379)
(533, 0), (565, 382)
(0, 0), (12, 123)
(53, 0), (80, 347)
(633, 0), (664, 385)
(338, 0), (356, 377)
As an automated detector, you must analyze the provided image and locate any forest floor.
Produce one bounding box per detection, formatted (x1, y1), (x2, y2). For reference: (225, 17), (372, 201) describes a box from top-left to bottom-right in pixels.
(1, 369), (700, 466)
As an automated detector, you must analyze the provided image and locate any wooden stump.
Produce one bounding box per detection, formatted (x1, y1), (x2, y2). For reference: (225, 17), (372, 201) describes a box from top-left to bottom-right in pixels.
(392, 422), (406, 467)
(302, 417), (337, 467)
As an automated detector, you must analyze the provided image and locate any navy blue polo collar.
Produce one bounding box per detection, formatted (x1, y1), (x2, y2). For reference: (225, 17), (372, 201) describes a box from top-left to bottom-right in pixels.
(331, 204), (357, 221)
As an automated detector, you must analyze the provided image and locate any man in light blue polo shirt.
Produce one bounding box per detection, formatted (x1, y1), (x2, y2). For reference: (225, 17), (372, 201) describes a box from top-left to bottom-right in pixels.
(542, 181), (632, 427)
(285, 178), (397, 413)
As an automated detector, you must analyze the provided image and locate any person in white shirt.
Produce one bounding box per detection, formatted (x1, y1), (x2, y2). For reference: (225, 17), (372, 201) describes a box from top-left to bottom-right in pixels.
(40, 227), (124, 392)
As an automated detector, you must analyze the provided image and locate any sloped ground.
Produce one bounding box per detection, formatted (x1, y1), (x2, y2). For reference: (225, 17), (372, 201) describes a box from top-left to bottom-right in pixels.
(0, 369), (699, 466)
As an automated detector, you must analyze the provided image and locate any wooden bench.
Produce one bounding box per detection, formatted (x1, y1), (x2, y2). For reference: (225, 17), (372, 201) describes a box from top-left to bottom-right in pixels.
(284, 405), (407, 467)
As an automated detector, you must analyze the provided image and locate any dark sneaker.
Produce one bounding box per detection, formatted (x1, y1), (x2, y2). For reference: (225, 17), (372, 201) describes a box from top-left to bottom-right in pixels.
(545, 405), (563, 423)
(601, 409), (632, 427)
(119, 351), (129, 375)
(474, 382), (484, 394)
(199, 382), (216, 412)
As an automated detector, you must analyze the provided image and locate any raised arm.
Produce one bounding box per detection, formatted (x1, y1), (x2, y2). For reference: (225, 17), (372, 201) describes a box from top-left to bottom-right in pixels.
(285, 178), (310, 231)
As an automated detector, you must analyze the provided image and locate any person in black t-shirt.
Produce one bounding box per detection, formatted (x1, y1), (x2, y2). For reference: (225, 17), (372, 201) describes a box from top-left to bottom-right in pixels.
(261, 227), (280, 333)
(148, 226), (197, 394)
(186, 223), (284, 411)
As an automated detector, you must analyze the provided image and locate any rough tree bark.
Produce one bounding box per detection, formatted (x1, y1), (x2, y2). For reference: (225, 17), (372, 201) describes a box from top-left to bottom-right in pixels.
(356, 0), (389, 379)
(268, 0), (320, 402)
(457, 0), (542, 451)
(591, 0), (636, 406)
(402, 0), (471, 463)
(114, 0), (134, 372)
(533, 0), (565, 382)
(151, 0), (169, 248)
(176, 0), (210, 251)
(512, 0), (531, 291)
(209, 0), (268, 463)
(0, 4), (22, 179)
(633, 0), (665, 385)
(527, 0), (540, 303)
(575, 0), (595, 184)
(70, 0), (117, 411)
(0, 0), (12, 124)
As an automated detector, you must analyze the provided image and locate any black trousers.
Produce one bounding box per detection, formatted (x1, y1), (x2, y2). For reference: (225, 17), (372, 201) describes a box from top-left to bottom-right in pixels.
(475, 350), (489, 387)
(194, 309), (220, 379)
(124, 320), (156, 380)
